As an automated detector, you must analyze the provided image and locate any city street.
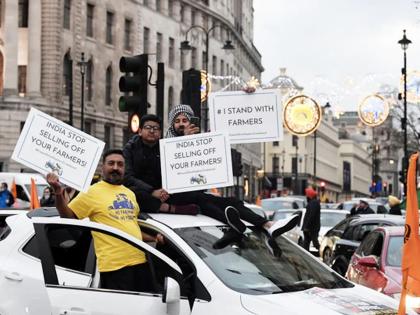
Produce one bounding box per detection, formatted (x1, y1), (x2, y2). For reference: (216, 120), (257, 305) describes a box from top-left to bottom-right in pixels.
(0, 0), (419, 314)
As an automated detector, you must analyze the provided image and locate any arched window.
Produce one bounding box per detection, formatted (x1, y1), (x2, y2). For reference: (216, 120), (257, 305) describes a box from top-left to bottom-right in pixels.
(63, 52), (72, 96)
(105, 65), (112, 105)
(86, 59), (93, 101)
(168, 86), (174, 108)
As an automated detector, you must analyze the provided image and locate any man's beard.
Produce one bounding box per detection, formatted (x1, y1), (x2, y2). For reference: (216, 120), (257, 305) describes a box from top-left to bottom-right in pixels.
(175, 126), (185, 136)
(104, 171), (123, 185)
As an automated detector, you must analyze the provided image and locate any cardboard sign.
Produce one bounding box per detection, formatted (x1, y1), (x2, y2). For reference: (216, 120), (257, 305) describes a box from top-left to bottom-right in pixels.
(208, 89), (283, 144)
(12, 107), (105, 192)
(160, 132), (233, 193)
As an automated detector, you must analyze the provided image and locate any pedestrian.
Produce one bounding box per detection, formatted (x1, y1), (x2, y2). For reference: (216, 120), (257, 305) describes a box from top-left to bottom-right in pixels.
(352, 199), (375, 215)
(47, 149), (163, 292)
(40, 186), (55, 207)
(163, 105), (300, 248)
(0, 182), (14, 208)
(388, 195), (402, 215)
(302, 187), (321, 253)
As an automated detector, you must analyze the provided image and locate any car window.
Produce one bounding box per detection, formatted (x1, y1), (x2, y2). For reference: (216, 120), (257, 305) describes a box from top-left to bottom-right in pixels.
(23, 225), (94, 274)
(140, 224), (210, 301)
(34, 223), (182, 295)
(356, 232), (383, 257)
(176, 226), (352, 295)
(332, 217), (351, 233)
(386, 236), (403, 267)
(320, 212), (348, 227)
(348, 224), (380, 242)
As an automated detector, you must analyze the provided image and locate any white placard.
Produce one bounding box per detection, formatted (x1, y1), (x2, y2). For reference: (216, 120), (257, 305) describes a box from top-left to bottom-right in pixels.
(160, 132), (233, 193)
(12, 107), (105, 192)
(208, 89), (283, 144)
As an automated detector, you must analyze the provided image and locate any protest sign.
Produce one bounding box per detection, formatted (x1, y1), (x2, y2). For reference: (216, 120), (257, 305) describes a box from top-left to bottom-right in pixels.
(160, 132), (233, 193)
(208, 89), (283, 144)
(12, 107), (105, 192)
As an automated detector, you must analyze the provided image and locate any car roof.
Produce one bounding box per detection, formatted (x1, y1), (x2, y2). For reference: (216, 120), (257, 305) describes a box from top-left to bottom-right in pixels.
(347, 214), (405, 226)
(146, 213), (228, 229)
(321, 209), (350, 214)
(373, 225), (405, 236)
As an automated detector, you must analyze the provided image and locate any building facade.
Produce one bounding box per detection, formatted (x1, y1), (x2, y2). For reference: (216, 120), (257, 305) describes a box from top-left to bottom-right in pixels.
(0, 0), (263, 200)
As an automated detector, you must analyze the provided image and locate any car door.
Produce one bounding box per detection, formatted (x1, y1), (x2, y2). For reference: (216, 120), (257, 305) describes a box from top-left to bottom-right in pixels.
(352, 231), (386, 291)
(32, 217), (191, 315)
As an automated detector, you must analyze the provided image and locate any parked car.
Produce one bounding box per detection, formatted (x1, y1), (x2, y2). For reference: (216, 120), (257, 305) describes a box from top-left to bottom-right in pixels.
(272, 209), (349, 251)
(0, 209), (406, 314)
(261, 196), (304, 219)
(319, 214), (405, 276)
(346, 226), (403, 299)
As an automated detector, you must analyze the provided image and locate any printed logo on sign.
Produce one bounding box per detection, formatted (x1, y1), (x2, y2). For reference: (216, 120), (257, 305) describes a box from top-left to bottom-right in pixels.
(45, 160), (63, 175)
(190, 174), (207, 185)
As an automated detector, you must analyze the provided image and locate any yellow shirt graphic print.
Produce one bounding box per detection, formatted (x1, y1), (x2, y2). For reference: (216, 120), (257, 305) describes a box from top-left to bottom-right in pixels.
(69, 181), (146, 272)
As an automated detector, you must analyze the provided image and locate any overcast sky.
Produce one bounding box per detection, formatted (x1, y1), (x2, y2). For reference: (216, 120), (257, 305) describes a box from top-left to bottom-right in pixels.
(254, 0), (420, 112)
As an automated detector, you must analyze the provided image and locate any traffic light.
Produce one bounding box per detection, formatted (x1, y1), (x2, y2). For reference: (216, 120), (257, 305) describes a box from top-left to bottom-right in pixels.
(119, 54), (148, 133)
(181, 69), (201, 118)
(399, 157), (408, 183)
(231, 149), (243, 177)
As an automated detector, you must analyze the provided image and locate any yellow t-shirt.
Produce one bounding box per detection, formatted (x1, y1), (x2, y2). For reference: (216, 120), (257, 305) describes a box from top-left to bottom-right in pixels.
(69, 181), (146, 272)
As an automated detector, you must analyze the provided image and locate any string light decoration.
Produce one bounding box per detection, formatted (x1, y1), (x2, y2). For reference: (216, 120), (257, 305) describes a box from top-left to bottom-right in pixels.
(357, 94), (390, 127)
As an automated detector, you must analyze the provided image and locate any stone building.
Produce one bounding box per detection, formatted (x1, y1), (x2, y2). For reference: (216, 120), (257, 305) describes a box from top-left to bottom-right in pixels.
(0, 0), (263, 200)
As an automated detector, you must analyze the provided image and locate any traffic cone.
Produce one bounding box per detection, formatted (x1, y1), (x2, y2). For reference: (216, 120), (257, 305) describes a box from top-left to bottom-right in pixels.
(30, 178), (40, 210)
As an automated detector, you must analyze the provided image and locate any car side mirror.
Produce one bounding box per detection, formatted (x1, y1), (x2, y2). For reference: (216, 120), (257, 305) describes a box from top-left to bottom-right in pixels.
(358, 255), (379, 268)
(163, 277), (181, 315)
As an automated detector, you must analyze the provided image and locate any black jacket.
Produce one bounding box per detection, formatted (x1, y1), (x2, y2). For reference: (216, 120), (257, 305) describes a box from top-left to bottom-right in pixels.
(351, 206), (375, 215)
(389, 204), (402, 215)
(302, 198), (321, 232)
(123, 135), (161, 194)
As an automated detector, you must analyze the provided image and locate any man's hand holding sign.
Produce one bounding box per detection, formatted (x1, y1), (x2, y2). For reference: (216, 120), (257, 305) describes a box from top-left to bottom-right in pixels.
(12, 107), (105, 192)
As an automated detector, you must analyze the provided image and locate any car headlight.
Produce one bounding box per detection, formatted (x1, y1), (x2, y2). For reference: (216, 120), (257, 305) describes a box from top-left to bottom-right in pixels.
(406, 294), (420, 309)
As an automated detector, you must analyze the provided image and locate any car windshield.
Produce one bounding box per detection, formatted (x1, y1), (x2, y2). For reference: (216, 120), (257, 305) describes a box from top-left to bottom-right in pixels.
(386, 235), (403, 267)
(321, 212), (348, 227)
(262, 199), (298, 211)
(176, 226), (352, 295)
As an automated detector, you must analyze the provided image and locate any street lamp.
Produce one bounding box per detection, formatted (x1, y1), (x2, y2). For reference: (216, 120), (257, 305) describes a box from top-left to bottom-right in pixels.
(77, 52), (88, 131)
(180, 25), (235, 131)
(398, 29), (411, 190)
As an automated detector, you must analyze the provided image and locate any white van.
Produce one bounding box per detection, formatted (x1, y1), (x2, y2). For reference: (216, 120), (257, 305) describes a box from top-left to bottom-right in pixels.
(0, 173), (48, 208)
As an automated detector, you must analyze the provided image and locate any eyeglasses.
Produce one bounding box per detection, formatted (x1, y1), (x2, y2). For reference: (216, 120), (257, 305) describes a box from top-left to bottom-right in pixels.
(143, 125), (161, 131)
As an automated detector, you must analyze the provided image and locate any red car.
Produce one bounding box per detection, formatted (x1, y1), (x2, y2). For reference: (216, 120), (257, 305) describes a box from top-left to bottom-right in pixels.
(346, 226), (403, 297)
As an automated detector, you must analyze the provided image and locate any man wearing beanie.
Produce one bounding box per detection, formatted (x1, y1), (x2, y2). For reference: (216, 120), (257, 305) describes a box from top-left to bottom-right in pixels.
(388, 195), (402, 215)
(302, 187), (321, 253)
(165, 104), (199, 138)
(162, 104), (300, 249)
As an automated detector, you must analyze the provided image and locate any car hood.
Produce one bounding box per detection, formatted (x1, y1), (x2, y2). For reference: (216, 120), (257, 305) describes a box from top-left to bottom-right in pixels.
(241, 286), (400, 314)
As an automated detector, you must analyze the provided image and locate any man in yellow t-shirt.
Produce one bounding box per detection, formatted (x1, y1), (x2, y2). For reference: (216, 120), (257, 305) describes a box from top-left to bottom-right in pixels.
(47, 149), (163, 292)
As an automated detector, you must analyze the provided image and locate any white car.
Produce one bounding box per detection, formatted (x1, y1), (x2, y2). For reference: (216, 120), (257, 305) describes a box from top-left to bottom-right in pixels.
(0, 209), (408, 315)
(261, 196), (305, 219)
(272, 209), (350, 250)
